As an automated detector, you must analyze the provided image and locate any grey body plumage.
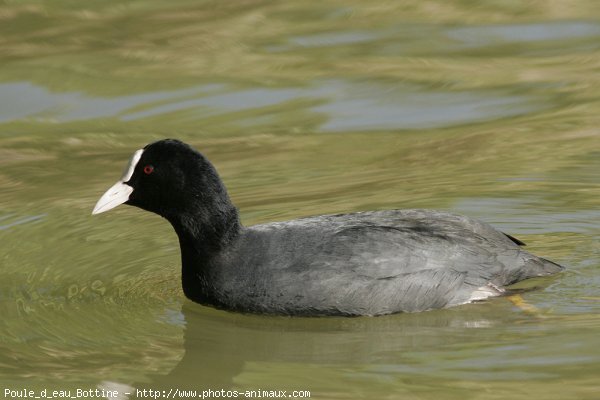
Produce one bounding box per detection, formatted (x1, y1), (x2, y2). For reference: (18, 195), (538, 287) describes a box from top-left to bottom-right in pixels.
(93, 139), (563, 316)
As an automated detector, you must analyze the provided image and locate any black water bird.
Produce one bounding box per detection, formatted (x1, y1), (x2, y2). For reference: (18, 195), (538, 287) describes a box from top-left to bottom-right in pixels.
(93, 139), (563, 316)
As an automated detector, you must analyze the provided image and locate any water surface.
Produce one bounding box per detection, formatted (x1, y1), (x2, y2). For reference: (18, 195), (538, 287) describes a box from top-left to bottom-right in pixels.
(1, 1), (599, 399)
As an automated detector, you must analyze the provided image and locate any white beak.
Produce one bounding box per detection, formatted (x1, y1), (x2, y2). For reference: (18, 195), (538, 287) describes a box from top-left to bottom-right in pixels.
(92, 149), (144, 215)
(92, 181), (133, 215)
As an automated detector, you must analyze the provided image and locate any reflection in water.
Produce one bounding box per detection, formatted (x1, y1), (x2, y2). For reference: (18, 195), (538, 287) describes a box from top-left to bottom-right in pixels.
(142, 302), (509, 392)
(273, 21), (600, 56)
(310, 81), (552, 132)
(0, 82), (220, 123)
(0, 80), (555, 132)
(454, 198), (600, 235)
(445, 21), (600, 48)
(126, 296), (591, 397)
(0, 212), (46, 231)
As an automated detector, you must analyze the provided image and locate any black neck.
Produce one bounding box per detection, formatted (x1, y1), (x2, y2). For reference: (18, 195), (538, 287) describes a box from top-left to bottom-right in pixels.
(168, 199), (241, 303)
(171, 204), (241, 255)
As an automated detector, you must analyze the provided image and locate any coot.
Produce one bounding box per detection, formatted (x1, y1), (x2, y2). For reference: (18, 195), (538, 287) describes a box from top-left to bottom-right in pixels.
(93, 139), (563, 316)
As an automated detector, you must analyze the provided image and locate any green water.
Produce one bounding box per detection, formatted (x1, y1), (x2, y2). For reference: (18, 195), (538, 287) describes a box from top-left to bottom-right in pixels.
(1, 1), (599, 398)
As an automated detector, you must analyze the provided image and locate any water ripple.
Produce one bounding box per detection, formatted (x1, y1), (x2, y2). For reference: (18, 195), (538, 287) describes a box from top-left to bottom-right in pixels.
(0, 80), (555, 132)
(0, 213), (46, 231)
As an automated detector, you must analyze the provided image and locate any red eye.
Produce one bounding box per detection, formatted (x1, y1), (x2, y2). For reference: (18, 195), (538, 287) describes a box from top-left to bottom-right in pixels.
(143, 165), (154, 175)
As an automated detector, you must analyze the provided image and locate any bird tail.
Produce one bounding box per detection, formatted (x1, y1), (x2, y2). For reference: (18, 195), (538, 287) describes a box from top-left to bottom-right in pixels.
(539, 257), (565, 273)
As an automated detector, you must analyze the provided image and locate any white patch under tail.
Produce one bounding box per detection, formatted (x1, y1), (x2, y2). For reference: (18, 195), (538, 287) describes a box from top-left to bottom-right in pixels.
(468, 282), (505, 302)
